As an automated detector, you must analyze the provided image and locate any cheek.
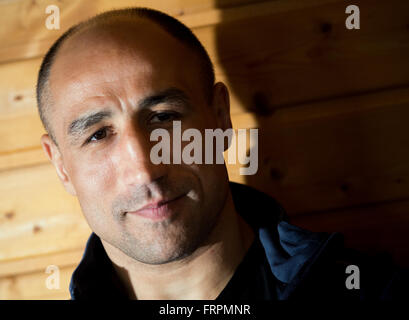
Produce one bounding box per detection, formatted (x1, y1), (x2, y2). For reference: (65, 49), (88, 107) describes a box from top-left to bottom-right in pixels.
(70, 153), (117, 210)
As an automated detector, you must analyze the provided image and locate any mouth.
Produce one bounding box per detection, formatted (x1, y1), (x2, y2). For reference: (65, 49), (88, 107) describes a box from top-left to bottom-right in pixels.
(126, 193), (186, 221)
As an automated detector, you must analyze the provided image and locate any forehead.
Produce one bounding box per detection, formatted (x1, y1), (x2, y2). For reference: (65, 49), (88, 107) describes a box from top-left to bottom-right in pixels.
(48, 19), (202, 121)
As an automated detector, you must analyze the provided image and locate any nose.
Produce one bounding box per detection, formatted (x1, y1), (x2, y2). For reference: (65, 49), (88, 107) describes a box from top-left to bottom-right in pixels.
(111, 121), (168, 187)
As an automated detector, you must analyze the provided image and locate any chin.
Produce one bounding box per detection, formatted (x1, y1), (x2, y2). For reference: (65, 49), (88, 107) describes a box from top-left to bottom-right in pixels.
(117, 232), (195, 265)
(131, 246), (192, 265)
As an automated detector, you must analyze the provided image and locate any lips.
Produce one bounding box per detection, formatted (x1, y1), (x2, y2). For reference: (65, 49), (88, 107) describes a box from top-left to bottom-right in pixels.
(126, 194), (185, 221)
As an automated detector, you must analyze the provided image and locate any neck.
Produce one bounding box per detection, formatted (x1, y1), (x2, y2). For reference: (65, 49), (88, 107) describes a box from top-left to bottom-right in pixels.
(101, 189), (255, 300)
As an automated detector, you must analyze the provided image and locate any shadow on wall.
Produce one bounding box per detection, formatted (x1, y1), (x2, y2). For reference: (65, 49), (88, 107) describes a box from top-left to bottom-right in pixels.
(213, 0), (409, 267)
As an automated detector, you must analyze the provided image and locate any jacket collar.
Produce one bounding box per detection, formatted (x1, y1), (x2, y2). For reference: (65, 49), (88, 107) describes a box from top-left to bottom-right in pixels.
(229, 182), (343, 298)
(70, 182), (343, 299)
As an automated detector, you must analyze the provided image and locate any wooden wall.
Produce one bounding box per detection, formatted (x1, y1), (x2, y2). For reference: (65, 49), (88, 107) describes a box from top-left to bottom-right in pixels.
(0, 0), (408, 299)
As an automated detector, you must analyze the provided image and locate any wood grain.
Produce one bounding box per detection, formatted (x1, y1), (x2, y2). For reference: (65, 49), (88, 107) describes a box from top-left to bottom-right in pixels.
(211, 0), (409, 112)
(228, 87), (409, 214)
(0, 248), (84, 278)
(0, 0), (274, 63)
(0, 264), (75, 299)
(0, 163), (91, 261)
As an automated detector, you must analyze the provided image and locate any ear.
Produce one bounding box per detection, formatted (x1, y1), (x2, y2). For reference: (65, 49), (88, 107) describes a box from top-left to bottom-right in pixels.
(211, 82), (232, 132)
(41, 134), (77, 196)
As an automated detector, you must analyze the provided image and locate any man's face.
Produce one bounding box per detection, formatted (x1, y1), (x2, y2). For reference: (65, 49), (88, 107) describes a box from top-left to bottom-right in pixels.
(43, 20), (231, 264)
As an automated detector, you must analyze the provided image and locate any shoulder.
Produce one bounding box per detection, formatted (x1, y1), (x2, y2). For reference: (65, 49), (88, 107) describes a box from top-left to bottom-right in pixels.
(229, 182), (409, 300)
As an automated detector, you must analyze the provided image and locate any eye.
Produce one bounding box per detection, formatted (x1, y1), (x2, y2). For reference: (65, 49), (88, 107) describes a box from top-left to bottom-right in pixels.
(86, 127), (109, 144)
(149, 111), (179, 124)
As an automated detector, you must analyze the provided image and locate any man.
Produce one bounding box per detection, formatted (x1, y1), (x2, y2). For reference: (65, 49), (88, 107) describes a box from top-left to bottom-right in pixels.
(36, 7), (406, 300)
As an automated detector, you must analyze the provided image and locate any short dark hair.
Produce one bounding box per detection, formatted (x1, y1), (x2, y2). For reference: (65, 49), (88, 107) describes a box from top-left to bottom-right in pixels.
(36, 7), (215, 145)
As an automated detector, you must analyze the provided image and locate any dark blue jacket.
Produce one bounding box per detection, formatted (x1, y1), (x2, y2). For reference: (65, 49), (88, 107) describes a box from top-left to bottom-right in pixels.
(69, 182), (408, 300)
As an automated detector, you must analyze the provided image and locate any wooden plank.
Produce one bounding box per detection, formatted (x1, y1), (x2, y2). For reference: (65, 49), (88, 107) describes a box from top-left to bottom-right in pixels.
(226, 87), (409, 214)
(0, 58), (40, 117)
(208, 0), (409, 111)
(0, 163), (92, 261)
(290, 199), (409, 267)
(0, 147), (47, 173)
(0, 248), (84, 277)
(0, 57), (46, 171)
(0, 265), (75, 299)
(0, 112), (47, 171)
(0, 0), (272, 63)
(175, 0), (342, 28)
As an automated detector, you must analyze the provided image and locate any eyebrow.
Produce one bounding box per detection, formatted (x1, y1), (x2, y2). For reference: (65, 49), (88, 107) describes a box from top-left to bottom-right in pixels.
(66, 87), (191, 142)
(68, 110), (113, 141)
(138, 87), (191, 110)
